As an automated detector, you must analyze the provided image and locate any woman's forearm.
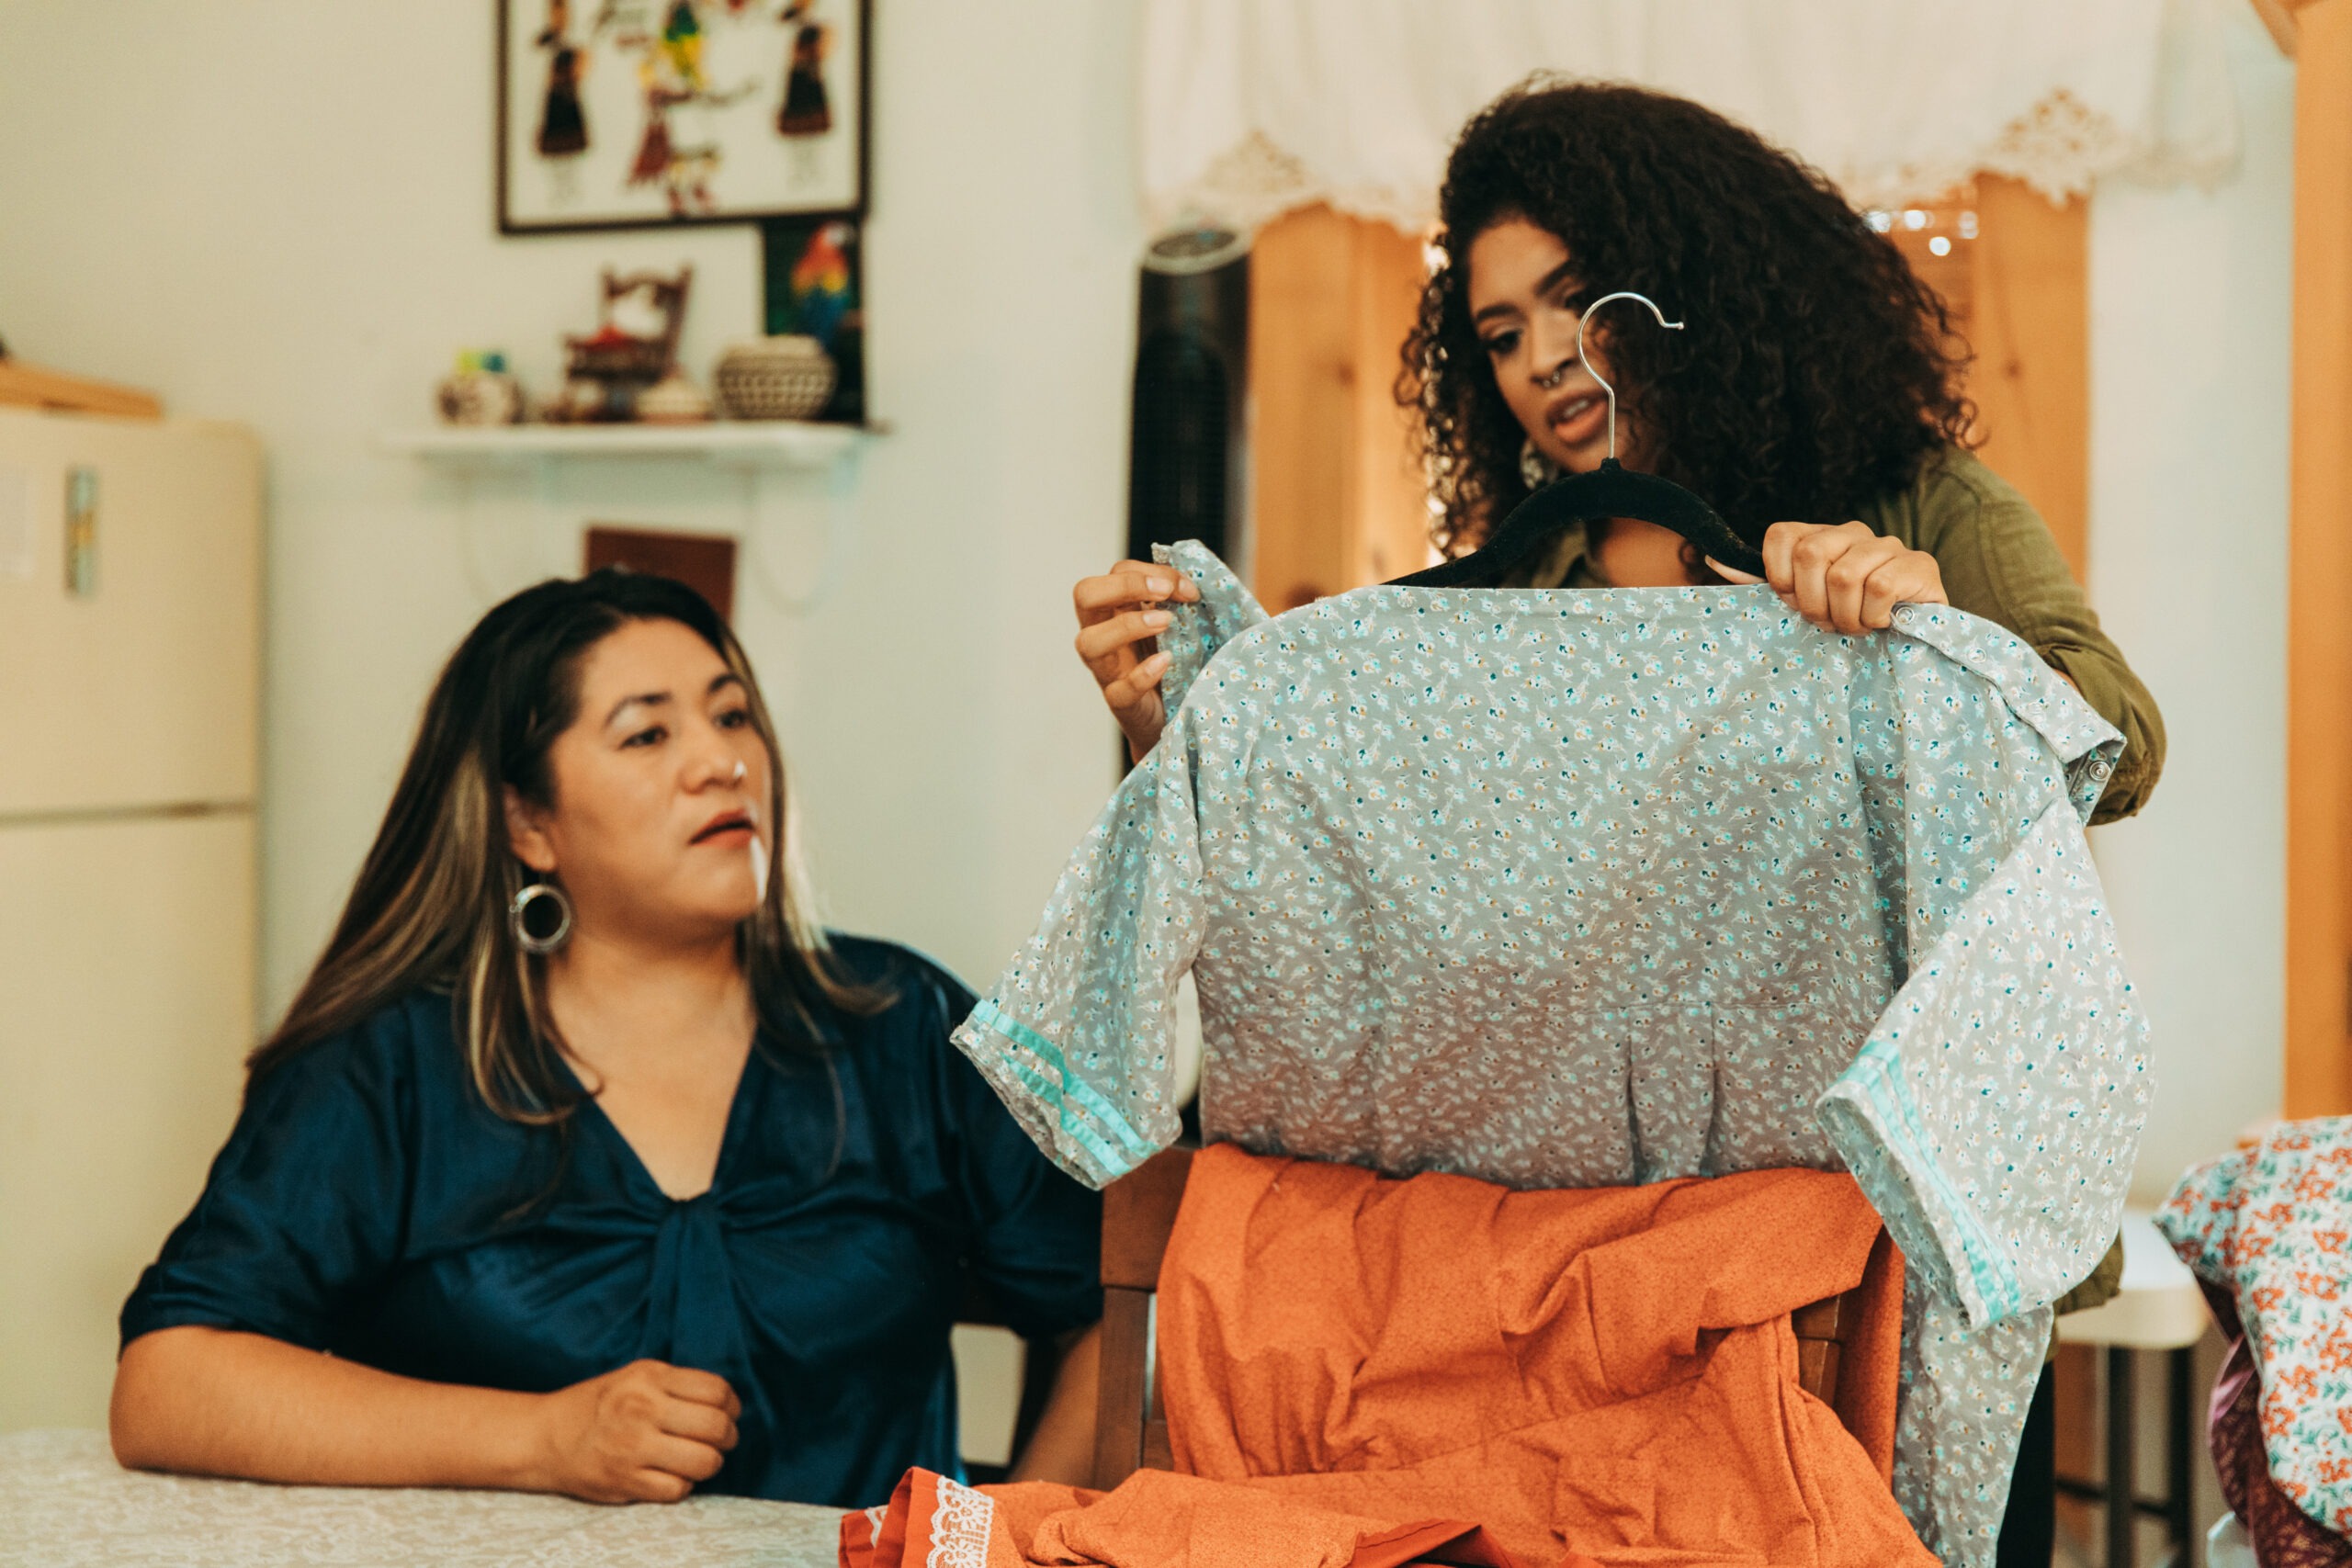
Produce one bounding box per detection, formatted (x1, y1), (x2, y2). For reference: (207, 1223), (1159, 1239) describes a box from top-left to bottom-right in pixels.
(112, 1325), (548, 1491)
(1008, 1322), (1101, 1486)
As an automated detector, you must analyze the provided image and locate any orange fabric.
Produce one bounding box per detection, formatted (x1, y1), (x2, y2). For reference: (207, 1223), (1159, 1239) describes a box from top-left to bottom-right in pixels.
(838, 1466), (1550, 1568)
(1154, 1146), (1930, 1568)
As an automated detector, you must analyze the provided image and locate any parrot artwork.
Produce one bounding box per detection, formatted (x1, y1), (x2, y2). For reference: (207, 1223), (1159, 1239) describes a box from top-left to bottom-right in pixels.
(790, 222), (855, 348)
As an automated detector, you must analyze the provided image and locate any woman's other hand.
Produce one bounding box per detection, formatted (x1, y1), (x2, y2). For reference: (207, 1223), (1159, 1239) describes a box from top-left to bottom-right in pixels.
(532, 1359), (741, 1503)
(1712, 521), (1948, 635)
(1073, 560), (1199, 761)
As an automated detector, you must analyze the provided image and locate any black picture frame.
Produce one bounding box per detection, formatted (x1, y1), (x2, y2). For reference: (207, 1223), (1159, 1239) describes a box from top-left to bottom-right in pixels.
(497, 0), (871, 237)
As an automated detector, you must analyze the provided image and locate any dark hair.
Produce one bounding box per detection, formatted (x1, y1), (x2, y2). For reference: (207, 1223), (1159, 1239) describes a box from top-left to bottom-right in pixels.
(1401, 78), (1975, 555)
(249, 569), (879, 1121)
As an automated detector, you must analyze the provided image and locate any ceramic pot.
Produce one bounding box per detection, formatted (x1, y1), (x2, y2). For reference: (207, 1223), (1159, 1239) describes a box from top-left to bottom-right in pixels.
(435, 358), (525, 426)
(637, 368), (713, 423)
(713, 336), (837, 421)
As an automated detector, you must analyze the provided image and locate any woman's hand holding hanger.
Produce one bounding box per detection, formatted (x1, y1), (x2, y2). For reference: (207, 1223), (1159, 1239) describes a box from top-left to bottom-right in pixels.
(1709, 521), (1947, 636)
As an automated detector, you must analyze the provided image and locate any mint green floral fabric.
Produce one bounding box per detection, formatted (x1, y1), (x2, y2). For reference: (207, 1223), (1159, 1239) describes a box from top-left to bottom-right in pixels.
(956, 542), (2152, 1565)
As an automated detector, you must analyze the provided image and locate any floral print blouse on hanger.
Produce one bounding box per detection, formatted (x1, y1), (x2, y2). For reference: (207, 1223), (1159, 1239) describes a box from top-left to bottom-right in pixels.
(957, 542), (2154, 1566)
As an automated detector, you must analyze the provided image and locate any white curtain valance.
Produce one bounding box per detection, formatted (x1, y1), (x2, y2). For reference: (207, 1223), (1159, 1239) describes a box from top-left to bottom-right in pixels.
(1140, 0), (2243, 235)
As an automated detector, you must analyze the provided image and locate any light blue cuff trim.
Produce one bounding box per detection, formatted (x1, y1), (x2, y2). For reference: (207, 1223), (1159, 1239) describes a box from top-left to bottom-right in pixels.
(969, 1000), (1156, 1178)
(1842, 1039), (2022, 1321)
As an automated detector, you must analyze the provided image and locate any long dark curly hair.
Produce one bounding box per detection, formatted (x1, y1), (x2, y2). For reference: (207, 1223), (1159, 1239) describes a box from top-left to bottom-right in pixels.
(1401, 79), (1975, 556)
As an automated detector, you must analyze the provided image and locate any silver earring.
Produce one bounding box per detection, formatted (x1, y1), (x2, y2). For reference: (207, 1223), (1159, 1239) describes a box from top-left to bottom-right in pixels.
(1520, 438), (1561, 490)
(509, 882), (573, 955)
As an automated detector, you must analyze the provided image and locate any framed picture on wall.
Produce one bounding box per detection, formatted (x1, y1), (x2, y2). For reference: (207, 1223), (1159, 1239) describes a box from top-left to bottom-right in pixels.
(763, 215), (864, 423)
(498, 0), (868, 235)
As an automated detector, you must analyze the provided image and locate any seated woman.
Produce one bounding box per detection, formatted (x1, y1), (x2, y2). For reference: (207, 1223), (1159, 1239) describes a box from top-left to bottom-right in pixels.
(111, 570), (1102, 1506)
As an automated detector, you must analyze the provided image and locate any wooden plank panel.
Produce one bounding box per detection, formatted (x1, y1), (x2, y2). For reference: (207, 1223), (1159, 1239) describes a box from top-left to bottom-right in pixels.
(1249, 206), (1358, 612)
(1251, 205), (1434, 608)
(2286, 0), (2352, 1117)
(1969, 177), (2090, 582)
(1347, 219), (1437, 586)
(0, 359), (162, 420)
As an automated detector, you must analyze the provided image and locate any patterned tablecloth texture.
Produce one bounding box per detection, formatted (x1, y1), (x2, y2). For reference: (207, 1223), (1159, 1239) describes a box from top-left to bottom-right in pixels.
(0, 1429), (842, 1567)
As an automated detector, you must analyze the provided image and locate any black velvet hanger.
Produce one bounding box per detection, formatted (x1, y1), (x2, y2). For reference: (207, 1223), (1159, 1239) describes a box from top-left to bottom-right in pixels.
(1389, 292), (1767, 589)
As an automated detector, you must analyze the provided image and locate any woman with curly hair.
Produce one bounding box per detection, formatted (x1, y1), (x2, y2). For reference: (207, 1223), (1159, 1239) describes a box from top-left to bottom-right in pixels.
(1075, 78), (2161, 826)
(1072, 79), (2154, 1562)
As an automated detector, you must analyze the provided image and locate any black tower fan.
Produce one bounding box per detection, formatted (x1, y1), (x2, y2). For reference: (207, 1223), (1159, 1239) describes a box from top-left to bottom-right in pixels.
(1125, 226), (1250, 574)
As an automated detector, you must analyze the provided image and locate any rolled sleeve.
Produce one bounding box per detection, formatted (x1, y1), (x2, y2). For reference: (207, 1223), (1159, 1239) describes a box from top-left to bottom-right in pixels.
(119, 1025), (412, 1352)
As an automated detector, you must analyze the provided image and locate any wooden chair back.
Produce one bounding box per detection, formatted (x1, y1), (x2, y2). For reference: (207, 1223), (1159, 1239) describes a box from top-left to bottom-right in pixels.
(1091, 1145), (1897, 1490)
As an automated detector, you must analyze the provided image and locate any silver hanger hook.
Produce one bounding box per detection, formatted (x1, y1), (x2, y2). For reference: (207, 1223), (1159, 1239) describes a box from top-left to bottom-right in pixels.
(1575, 291), (1682, 461)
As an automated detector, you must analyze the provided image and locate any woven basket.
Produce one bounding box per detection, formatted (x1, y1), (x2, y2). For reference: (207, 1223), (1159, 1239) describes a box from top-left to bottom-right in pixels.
(714, 336), (838, 422)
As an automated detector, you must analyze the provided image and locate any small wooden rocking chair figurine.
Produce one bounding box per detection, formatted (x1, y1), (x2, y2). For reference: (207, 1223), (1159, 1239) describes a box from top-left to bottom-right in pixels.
(555, 265), (694, 422)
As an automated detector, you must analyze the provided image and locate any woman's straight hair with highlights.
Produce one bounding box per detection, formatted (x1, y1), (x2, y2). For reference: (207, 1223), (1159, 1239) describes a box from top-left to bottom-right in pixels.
(249, 570), (877, 1122)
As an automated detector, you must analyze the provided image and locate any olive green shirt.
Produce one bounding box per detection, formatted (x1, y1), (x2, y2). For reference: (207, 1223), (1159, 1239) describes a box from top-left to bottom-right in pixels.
(1509, 448), (2165, 824)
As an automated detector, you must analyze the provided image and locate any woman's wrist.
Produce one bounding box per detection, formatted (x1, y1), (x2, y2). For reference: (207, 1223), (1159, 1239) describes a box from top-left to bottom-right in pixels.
(492, 1385), (581, 1495)
(340, 1371), (553, 1493)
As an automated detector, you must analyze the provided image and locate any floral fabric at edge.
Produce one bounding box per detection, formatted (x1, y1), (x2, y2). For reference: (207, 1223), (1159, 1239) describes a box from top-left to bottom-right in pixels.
(957, 542), (2154, 1567)
(2159, 1117), (2352, 1540)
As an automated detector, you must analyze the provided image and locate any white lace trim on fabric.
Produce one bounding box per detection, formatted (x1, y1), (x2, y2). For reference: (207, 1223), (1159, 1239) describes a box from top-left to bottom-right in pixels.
(1139, 0), (2242, 234)
(1162, 85), (2223, 235)
(924, 1475), (997, 1568)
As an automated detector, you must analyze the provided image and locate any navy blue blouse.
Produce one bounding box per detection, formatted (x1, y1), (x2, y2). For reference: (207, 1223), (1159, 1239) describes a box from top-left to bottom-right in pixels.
(120, 937), (1102, 1507)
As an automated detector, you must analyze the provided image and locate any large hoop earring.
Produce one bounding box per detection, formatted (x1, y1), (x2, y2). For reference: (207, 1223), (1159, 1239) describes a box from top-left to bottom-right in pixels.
(509, 882), (573, 955)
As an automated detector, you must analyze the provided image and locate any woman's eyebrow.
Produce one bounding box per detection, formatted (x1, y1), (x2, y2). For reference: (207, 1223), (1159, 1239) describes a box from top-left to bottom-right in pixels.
(707, 672), (744, 697)
(605, 691), (673, 728)
(1472, 262), (1584, 327)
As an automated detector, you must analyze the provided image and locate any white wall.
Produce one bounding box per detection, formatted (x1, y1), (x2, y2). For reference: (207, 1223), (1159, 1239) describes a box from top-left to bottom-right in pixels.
(2088, 10), (2296, 1201)
(0, 3), (2298, 1209)
(0, 0), (1142, 1010)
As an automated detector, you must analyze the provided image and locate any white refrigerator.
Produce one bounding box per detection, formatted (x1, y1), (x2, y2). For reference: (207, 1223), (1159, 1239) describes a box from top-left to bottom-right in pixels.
(0, 409), (261, 1431)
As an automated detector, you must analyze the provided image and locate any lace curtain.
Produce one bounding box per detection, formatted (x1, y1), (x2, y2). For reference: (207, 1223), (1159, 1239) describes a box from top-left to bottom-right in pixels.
(1139, 0), (2243, 234)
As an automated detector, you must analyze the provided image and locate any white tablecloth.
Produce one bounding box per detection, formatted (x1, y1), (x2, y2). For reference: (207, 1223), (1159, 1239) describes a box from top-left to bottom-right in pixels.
(0, 1430), (842, 1567)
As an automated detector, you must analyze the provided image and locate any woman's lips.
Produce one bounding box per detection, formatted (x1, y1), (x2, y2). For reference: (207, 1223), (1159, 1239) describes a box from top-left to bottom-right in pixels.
(1547, 390), (1608, 450)
(692, 812), (756, 845)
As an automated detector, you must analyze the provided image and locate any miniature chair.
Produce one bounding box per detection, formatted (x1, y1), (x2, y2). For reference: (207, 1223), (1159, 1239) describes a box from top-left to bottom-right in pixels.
(1091, 1145), (1904, 1490)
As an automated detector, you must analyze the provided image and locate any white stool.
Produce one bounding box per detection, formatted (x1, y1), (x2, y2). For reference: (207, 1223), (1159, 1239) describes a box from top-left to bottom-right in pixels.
(2205, 1512), (2256, 1568)
(2054, 1210), (2210, 1568)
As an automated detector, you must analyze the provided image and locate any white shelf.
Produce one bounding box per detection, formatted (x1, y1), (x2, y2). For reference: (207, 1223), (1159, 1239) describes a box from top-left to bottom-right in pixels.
(380, 420), (870, 468)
